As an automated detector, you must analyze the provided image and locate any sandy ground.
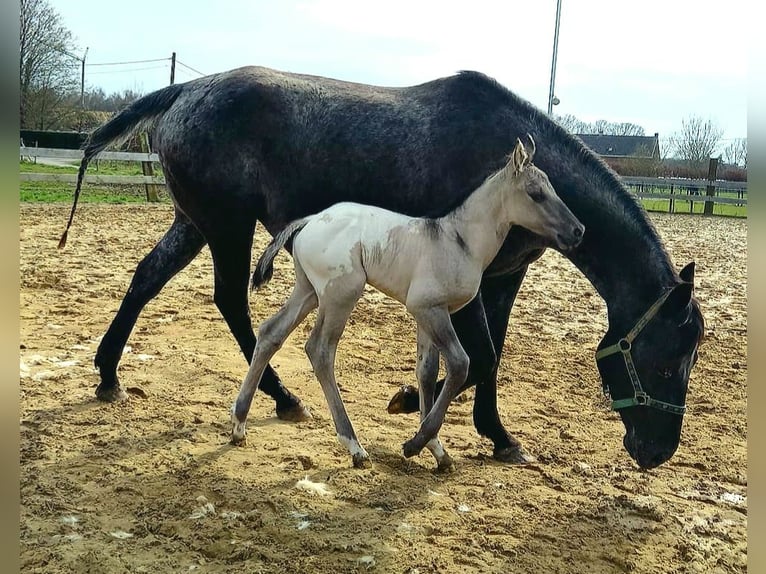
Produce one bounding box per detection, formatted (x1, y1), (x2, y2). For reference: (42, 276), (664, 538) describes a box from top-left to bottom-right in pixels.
(20, 204), (746, 574)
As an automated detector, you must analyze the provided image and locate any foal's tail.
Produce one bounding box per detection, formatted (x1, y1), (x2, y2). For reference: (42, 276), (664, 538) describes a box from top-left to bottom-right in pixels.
(57, 82), (186, 249)
(252, 218), (311, 290)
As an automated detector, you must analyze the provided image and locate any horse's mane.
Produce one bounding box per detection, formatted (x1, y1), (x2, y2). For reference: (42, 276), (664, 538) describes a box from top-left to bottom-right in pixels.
(453, 70), (674, 273)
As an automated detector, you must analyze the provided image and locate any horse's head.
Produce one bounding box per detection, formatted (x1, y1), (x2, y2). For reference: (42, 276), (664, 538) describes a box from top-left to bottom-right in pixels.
(506, 136), (584, 252)
(596, 262), (704, 469)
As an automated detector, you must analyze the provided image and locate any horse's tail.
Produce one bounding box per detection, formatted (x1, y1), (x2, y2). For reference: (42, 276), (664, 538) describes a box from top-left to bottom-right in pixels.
(252, 218), (311, 290)
(57, 82), (186, 248)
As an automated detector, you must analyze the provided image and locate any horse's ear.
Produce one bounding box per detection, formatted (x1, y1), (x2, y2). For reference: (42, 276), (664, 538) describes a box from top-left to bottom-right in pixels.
(661, 282), (693, 323)
(525, 133), (536, 163)
(679, 262), (695, 285)
(512, 138), (528, 174)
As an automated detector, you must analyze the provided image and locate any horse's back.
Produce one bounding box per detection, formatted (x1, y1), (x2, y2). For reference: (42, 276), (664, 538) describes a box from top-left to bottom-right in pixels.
(151, 65), (537, 233)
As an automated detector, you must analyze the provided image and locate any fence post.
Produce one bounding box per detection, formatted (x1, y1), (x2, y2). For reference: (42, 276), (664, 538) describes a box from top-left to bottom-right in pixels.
(139, 133), (161, 202)
(669, 184), (675, 214)
(703, 157), (719, 216)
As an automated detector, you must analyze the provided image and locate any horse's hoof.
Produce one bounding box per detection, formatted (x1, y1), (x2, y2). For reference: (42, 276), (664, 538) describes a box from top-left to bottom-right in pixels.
(95, 384), (128, 403)
(402, 438), (422, 459)
(436, 455), (456, 474)
(493, 446), (536, 464)
(276, 402), (312, 423)
(387, 385), (420, 414)
(352, 454), (372, 469)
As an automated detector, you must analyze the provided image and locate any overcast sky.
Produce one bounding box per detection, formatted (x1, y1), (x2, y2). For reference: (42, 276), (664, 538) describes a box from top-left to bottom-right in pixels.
(51, 0), (747, 145)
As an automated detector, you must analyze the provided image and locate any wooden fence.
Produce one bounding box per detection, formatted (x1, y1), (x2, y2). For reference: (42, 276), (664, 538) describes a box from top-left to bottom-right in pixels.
(621, 176), (747, 215)
(19, 146), (165, 201)
(20, 146), (747, 215)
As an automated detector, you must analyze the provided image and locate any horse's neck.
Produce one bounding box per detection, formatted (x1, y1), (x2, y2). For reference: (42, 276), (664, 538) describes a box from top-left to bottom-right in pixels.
(555, 173), (677, 329)
(442, 173), (513, 268)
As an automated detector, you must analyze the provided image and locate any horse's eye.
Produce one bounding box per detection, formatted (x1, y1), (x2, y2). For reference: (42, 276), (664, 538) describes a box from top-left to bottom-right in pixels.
(657, 367), (674, 379)
(528, 190), (546, 203)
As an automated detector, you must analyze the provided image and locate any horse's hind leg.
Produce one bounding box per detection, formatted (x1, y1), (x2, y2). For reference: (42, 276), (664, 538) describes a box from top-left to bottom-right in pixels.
(305, 275), (370, 468)
(416, 327), (454, 473)
(207, 227), (311, 422)
(231, 264), (318, 443)
(95, 212), (205, 402)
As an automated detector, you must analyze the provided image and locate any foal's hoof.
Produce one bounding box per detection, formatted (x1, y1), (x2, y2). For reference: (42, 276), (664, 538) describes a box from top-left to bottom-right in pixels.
(230, 434), (247, 447)
(436, 454), (456, 474)
(387, 385), (420, 414)
(230, 412), (248, 446)
(352, 454), (372, 469)
(276, 401), (312, 423)
(95, 384), (128, 403)
(493, 446), (536, 464)
(402, 438), (424, 459)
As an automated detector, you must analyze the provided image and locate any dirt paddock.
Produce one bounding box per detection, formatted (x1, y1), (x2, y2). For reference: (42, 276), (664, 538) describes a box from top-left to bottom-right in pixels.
(20, 204), (746, 573)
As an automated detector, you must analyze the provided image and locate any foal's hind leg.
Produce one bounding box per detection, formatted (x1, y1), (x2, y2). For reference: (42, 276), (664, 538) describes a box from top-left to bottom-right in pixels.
(207, 228), (310, 422)
(403, 306), (469, 458)
(416, 327), (455, 473)
(230, 265), (318, 444)
(305, 276), (370, 468)
(95, 212), (205, 402)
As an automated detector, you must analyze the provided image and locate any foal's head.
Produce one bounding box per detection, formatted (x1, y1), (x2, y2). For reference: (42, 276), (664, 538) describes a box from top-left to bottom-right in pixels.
(502, 137), (584, 252)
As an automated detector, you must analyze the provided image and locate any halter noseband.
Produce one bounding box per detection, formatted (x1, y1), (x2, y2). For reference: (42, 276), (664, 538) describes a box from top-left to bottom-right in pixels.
(595, 289), (687, 416)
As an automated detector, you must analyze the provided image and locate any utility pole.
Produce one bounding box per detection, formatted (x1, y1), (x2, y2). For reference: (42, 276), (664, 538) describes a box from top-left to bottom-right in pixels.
(547, 0), (562, 115)
(80, 47), (88, 110)
(78, 47), (89, 132)
(170, 51), (176, 85)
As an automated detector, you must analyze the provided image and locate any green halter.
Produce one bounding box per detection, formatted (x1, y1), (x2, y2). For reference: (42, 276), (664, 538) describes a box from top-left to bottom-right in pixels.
(595, 289), (687, 415)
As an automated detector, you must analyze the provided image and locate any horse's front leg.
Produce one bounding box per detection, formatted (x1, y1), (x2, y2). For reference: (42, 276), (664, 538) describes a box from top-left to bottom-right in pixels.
(473, 268), (534, 463)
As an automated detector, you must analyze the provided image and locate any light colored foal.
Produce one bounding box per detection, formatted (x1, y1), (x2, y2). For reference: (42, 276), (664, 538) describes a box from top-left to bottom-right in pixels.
(231, 137), (584, 471)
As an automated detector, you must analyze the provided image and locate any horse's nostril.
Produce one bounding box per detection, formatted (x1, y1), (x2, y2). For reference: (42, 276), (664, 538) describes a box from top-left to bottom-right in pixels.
(573, 226), (583, 238)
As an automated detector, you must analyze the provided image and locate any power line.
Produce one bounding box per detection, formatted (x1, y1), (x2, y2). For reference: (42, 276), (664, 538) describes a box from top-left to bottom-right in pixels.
(176, 59), (206, 77)
(87, 64), (169, 75)
(87, 57), (170, 67)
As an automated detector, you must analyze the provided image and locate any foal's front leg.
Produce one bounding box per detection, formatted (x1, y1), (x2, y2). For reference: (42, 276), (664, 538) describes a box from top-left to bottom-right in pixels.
(416, 327), (455, 473)
(403, 306), (469, 458)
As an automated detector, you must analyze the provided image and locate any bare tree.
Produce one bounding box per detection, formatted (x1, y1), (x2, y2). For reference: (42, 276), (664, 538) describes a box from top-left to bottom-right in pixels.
(668, 115), (724, 164)
(722, 138), (747, 168)
(20, 0), (79, 129)
(555, 113), (589, 134)
(554, 114), (645, 136)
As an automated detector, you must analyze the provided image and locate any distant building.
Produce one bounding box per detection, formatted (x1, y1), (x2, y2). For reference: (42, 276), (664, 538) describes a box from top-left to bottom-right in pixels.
(576, 132), (661, 175)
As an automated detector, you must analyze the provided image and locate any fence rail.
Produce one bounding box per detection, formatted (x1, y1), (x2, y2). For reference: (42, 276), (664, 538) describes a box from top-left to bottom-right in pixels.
(621, 173), (747, 215)
(20, 147), (747, 214)
(20, 145), (165, 200)
(20, 146), (161, 163)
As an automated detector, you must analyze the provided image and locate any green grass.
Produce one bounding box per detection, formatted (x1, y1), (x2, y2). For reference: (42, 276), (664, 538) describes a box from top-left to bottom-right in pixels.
(20, 159), (169, 203)
(639, 193), (746, 218)
(20, 158), (163, 177)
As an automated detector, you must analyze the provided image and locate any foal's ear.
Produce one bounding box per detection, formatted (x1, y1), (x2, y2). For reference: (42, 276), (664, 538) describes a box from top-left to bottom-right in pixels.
(525, 133), (536, 162)
(512, 138), (528, 174)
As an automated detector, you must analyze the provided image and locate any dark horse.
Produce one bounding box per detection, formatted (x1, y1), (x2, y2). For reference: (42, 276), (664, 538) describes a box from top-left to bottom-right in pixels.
(60, 66), (704, 470)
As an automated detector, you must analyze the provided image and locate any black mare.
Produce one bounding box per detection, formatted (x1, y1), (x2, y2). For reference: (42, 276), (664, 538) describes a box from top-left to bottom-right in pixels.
(61, 66), (704, 469)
